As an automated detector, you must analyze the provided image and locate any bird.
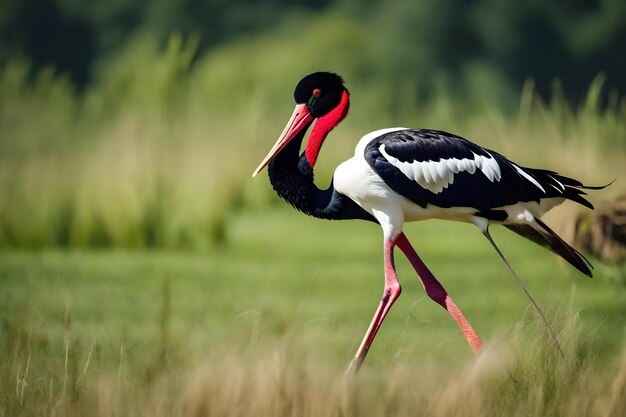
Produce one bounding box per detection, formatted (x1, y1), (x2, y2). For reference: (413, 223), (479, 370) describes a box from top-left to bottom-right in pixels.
(252, 71), (606, 373)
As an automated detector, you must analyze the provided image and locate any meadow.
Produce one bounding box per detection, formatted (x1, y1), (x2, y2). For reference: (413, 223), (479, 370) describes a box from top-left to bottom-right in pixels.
(1, 211), (626, 416)
(1, 33), (626, 416)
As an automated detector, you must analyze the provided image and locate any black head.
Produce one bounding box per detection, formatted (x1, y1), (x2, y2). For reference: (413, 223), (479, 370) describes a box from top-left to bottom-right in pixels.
(252, 72), (349, 177)
(294, 72), (347, 118)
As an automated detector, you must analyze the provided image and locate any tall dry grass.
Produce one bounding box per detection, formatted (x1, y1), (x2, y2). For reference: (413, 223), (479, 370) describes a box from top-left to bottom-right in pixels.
(1, 33), (625, 249)
(2, 306), (625, 417)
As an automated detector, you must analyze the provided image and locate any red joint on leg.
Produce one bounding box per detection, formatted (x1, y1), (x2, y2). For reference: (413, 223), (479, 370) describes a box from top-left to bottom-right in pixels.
(382, 283), (402, 304)
(423, 281), (448, 308)
(390, 282), (402, 299)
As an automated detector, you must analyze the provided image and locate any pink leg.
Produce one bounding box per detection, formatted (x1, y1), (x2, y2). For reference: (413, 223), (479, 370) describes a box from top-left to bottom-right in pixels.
(347, 239), (402, 373)
(395, 233), (482, 353)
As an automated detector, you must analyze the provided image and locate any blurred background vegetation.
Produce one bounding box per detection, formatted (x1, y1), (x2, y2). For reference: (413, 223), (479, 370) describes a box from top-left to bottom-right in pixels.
(3, 0), (626, 100)
(1, 0), (625, 248)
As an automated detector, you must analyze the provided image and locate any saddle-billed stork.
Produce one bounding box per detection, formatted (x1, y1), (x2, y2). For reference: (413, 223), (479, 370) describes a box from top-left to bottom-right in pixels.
(252, 72), (605, 372)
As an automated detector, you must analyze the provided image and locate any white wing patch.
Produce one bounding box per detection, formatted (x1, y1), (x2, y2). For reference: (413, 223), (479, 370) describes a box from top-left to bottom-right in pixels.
(547, 174), (565, 191)
(512, 165), (546, 193)
(379, 145), (502, 194)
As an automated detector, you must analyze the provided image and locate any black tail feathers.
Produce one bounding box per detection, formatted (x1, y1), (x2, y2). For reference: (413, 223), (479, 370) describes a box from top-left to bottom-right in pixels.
(505, 217), (593, 277)
(527, 169), (613, 210)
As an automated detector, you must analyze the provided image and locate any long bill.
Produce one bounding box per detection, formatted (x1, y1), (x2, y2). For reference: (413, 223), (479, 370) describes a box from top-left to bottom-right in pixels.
(252, 103), (313, 177)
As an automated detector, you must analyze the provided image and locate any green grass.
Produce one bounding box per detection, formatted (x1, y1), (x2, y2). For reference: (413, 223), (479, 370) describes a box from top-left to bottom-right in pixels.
(1, 30), (626, 416)
(1, 207), (625, 416)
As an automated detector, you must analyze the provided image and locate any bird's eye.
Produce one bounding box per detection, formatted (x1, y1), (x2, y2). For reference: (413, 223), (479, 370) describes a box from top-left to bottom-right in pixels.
(307, 89), (322, 109)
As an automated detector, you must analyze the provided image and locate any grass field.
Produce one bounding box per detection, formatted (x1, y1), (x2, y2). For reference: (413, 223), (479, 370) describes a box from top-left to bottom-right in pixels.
(1, 206), (625, 416)
(1, 44), (626, 416)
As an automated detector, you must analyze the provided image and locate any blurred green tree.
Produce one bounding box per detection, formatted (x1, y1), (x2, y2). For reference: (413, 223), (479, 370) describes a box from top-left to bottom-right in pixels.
(0, 0), (625, 103)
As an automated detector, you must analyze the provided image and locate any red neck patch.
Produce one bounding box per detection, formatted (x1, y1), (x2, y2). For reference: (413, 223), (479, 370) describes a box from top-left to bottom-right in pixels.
(305, 90), (350, 167)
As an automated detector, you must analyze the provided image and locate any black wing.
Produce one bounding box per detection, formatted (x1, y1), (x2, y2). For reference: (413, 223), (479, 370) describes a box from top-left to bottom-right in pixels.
(364, 129), (593, 211)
